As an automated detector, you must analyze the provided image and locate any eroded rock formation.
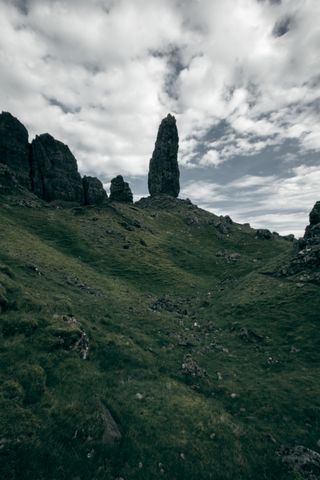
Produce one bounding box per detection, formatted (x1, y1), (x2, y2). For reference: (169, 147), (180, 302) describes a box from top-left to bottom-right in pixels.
(0, 112), (31, 189)
(31, 134), (84, 203)
(109, 175), (133, 203)
(148, 114), (180, 197)
(83, 176), (108, 205)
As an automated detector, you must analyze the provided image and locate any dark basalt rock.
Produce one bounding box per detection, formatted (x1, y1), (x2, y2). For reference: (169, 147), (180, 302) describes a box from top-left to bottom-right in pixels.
(109, 175), (133, 203)
(31, 133), (84, 203)
(255, 229), (273, 240)
(0, 164), (20, 194)
(309, 200), (320, 226)
(0, 112), (31, 189)
(148, 113), (180, 197)
(278, 201), (320, 283)
(83, 176), (108, 205)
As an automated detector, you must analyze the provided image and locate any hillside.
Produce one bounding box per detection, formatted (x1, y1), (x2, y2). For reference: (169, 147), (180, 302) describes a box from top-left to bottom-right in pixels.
(0, 189), (319, 480)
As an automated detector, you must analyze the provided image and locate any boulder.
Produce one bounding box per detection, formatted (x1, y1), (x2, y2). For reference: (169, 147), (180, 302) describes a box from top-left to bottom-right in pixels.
(83, 176), (108, 205)
(148, 114), (180, 197)
(0, 112), (31, 188)
(109, 175), (133, 203)
(31, 134), (84, 203)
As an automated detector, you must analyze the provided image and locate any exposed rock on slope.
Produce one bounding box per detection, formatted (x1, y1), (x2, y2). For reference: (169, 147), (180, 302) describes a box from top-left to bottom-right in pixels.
(31, 134), (84, 203)
(83, 176), (108, 205)
(148, 113), (180, 197)
(109, 175), (133, 203)
(0, 112), (31, 189)
(279, 201), (320, 283)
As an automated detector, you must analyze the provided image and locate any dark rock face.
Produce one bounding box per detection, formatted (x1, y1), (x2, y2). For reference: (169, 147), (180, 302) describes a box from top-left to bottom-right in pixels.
(309, 201), (320, 226)
(31, 134), (84, 203)
(0, 164), (20, 194)
(148, 114), (180, 197)
(255, 229), (273, 240)
(0, 112), (31, 189)
(83, 176), (108, 205)
(279, 201), (320, 284)
(109, 175), (133, 203)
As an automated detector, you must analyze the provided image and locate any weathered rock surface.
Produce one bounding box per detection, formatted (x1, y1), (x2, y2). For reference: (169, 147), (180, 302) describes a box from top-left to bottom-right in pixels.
(148, 114), (180, 197)
(277, 445), (320, 480)
(255, 229), (273, 240)
(0, 112), (31, 188)
(0, 164), (20, 193)
(83, 176), (108, 205)
(278, 201), (320, 283)
(109, 175), (133, 203)
(31, 134), (84, 203)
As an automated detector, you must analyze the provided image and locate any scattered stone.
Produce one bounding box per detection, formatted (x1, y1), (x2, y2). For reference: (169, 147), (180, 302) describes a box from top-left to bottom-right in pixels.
(148, 113), (180, 197)
(150, 295), (188, 316)
(180, 453), (186, 460)
(216, 250), (241, 262)
(83, 176), (108, 205)
(237, 327), (264, 343)
(31, 133), (84, 203)
(181, 354), (206, 377)
(98, 401), (122, 447)
(230, 393), (239, 398)
(290, 345), (300, 353)
(51, 314), (89, 359)
(277, 445), (320, 480)
(135, 393), (144, 400)
(210, 433), (216, 440)
(109, 175), (133, 203)
(0, 112), (31, 189)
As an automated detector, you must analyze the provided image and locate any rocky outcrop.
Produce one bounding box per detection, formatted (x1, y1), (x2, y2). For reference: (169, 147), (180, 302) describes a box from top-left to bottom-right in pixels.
(278, 201), (320, 284)
(109, 175), (133, 203)
(148, 114), (180, 197)
(31, 134), (84, 203)
(83, 176), (108, 205)
(277, 445), (320, 480)
(0, 112), (31, 189)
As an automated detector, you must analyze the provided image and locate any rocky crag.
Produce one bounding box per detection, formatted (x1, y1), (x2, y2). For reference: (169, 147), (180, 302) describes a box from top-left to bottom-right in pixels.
(109, 175), (133, 203)
(0, 112), (31, 189)
(148, 113), (180, 197)
(0, 112), (121, 205)
(31, 134), (84, 203)
(279, 201), (320, 284)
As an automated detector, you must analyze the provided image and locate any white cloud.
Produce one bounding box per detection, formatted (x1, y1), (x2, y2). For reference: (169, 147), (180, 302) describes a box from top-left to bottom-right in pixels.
(181, 165), (320, 237)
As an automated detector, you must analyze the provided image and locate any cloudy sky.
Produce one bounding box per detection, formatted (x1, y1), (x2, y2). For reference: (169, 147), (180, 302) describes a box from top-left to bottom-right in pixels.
(1, 0), (319, 236)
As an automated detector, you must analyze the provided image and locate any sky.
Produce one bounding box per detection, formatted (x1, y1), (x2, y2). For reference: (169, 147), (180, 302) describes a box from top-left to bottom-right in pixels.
(0, 0), (319, 236)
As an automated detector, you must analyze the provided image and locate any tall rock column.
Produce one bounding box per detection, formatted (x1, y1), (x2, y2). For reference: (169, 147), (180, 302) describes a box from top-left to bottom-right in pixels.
(148, 113), (180, 197)
(0, 112), (31, 189)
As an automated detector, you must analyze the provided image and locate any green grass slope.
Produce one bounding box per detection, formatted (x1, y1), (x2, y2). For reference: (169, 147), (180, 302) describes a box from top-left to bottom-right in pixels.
(0, 195), (319, 480)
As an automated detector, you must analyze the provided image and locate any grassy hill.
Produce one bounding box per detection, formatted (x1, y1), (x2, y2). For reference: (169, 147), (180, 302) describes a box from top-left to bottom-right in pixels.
(0, 192), (319, 480)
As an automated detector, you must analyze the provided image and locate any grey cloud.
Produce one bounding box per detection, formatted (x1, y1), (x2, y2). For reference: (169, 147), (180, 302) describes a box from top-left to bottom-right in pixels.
(45, 96), (81, 115)
(272, 16), (293, 37)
